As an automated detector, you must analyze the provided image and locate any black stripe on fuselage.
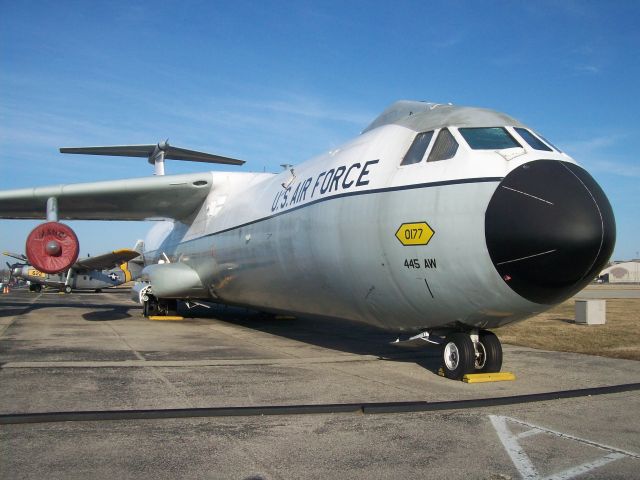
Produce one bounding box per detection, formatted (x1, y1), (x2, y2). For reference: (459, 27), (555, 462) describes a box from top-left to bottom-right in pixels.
(164, 176), (504, 249)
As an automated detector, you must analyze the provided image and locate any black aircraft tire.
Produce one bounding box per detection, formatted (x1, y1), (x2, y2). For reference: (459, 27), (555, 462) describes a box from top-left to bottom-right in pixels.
(478, 330), (503, 373)
(442, 333), (475, 380)
(64, 285), (72, 294)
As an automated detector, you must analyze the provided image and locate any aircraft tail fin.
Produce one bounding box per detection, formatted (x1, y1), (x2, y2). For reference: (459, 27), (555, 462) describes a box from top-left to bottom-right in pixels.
(132, 240), (145, 254)
(129, 240), (145, 266)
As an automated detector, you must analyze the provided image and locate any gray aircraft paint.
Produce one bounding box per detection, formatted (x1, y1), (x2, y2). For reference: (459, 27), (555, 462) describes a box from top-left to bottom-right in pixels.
(0, 101), (613, 334)
(140, 122), (562, 331)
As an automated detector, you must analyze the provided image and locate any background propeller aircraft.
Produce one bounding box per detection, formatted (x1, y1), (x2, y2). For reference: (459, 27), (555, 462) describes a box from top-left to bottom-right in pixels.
(4, 246), (142, 293)
(0, 100), (616, 380)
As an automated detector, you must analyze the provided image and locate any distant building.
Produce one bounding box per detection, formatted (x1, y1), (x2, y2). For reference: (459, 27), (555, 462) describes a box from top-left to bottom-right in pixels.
(598, 261), (640, 283)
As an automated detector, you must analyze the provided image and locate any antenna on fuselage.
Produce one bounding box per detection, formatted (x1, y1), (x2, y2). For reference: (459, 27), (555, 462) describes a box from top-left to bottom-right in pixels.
(280, 164), (296, 189)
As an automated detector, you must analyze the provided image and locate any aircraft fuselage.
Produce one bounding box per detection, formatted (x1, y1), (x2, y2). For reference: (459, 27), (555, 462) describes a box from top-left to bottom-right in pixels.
(14, 264), (133, 291)
(142, 104), (615, 333)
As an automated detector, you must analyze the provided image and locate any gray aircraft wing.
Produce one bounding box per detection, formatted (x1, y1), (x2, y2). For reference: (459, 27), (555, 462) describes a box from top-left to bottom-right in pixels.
(0, 172), (213, 221)
(3, 251), (28, 262)
(73, 249), (140, 271)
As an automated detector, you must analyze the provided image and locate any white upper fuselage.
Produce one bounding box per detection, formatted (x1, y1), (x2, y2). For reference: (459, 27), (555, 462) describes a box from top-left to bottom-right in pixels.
(144, 104), (578, 332)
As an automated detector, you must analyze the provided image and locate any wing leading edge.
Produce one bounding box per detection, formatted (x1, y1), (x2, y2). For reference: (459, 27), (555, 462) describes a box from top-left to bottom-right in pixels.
(0, 172), (213, 221)
(73, 249), (140, 271)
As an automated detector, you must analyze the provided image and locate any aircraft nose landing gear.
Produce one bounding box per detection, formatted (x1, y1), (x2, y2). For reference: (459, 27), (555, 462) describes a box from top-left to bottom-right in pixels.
(441, 330), (503, 380)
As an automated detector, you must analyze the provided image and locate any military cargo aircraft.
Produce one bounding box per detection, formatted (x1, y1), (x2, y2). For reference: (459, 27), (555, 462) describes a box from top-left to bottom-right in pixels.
(4, 246), (142, 293)
(0, 100), (615, 379)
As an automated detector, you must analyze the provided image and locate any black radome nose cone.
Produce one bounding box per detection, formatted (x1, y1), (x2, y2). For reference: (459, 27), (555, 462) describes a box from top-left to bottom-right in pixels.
(485, 160), (615, 304)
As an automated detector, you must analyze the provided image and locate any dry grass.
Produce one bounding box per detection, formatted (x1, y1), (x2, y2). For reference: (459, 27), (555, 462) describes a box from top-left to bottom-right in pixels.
(497, 298), (640, 361)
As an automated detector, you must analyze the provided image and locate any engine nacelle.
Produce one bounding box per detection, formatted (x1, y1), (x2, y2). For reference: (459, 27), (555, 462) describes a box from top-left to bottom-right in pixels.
(25, 222), (79, 274)
(131, 281), (153, 304)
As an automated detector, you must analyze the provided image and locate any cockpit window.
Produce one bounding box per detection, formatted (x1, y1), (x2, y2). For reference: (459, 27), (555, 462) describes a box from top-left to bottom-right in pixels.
(458, 127), (521, 150)
(536, 132), (562, 153)
(401, 131), (434, 165)
(427, 128), (458, 162)
(514, 128), (553, 151)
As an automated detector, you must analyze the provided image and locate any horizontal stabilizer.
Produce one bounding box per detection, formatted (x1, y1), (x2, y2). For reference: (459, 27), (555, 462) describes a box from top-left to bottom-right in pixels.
(60, 141), (245, 166)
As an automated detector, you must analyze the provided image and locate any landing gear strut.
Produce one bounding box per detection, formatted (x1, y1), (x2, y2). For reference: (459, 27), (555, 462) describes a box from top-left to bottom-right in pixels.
(142, 295), (178, 317)
(441, 329), (503, 380)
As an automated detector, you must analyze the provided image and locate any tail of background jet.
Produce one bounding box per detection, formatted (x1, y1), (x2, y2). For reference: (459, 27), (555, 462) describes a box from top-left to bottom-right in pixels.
(133, 240), (144, 256)
(123, 240), (145, 281)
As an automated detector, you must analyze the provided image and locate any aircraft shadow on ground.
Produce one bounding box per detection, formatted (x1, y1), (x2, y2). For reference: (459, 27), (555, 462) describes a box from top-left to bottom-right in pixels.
(0, 293), (441, 373)
(556, 318), (577, 324)
(0, 301), (139, 321)
(82, 307), (134, 321)
(182, 304), (443, 374)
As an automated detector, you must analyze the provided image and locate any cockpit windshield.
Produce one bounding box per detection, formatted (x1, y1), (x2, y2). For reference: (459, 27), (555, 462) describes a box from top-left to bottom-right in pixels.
(514, 128), (553, 152)
(401, 131), (434, 165)
(458, 127), (521, 150)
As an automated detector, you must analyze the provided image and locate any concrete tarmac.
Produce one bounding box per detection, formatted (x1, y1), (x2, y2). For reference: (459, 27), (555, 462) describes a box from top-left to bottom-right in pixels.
(1, 288), (639, 479)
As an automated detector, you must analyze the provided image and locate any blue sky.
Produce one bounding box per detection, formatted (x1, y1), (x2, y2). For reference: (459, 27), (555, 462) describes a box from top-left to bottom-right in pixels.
(1, 0), (639, 262)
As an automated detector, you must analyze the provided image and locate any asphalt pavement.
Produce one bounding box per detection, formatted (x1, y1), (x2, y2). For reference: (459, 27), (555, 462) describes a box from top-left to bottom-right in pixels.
(1, 287), (639, 479)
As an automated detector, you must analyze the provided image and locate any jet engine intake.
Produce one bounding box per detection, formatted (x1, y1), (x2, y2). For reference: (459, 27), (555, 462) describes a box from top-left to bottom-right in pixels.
(25, 222), (80, 274)
(131, 281), (153, 304)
